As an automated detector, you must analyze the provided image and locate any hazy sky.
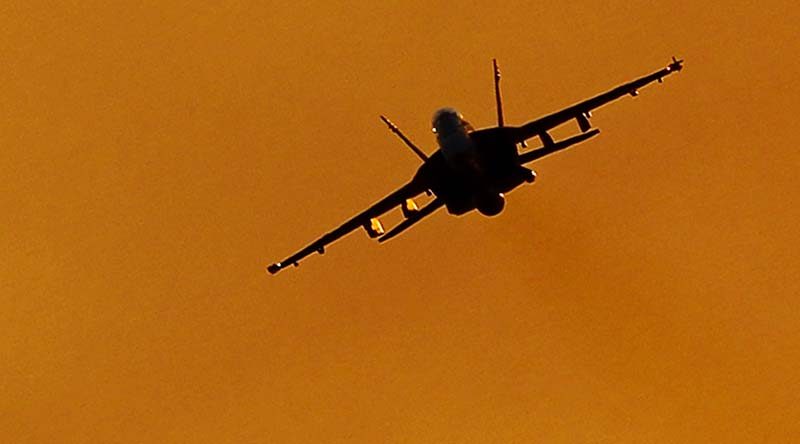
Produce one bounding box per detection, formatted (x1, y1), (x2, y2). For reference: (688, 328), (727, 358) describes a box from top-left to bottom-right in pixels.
(3, 1), (799, 442)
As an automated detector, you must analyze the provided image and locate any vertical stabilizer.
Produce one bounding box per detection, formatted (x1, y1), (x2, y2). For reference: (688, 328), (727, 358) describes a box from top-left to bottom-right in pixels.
(380, 115), (428, 162)
(493, 59), (504, 127)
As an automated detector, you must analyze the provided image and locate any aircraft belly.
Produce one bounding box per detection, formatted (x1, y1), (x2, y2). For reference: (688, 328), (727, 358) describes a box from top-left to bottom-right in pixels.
(440, 132), (478, 173)
(444, 193), (475, 215)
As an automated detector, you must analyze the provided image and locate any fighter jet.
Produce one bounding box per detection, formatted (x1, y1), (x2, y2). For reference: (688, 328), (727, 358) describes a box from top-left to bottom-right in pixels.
(268, 57), (684, 274)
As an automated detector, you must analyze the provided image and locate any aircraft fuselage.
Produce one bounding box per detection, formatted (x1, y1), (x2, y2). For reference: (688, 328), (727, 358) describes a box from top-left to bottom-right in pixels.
(418, 108), (534, 216)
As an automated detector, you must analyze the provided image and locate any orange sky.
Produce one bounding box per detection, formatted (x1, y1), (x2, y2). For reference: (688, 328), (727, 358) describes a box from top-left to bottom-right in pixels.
(3, 1), (799, 442)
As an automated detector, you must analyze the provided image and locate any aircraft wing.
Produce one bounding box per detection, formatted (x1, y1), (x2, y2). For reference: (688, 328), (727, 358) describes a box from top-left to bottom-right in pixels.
(509, 58), (683, 143)
(267, 180), (426, 274)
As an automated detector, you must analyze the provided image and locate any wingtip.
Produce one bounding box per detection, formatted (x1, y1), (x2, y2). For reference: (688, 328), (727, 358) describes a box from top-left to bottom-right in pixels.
(379, 115), (394, 128)
(267, 263), (282, 275)
(668, 56), (684, 72)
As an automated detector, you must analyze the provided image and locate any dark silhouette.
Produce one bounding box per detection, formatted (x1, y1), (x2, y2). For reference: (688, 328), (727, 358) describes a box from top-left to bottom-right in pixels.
(267, 57), (684, 274)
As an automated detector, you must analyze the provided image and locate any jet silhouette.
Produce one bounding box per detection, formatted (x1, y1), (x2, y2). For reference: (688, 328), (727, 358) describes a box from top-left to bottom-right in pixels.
(268, 57), (684, 274)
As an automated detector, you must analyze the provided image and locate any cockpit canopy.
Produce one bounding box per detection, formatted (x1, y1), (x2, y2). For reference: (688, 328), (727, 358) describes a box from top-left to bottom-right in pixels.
(432, 107), (473, 136)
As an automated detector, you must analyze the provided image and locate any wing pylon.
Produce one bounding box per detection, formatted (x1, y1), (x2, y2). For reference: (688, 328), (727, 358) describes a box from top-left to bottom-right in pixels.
(518, 129), (600, 164)
(378, 198), (445, 243)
